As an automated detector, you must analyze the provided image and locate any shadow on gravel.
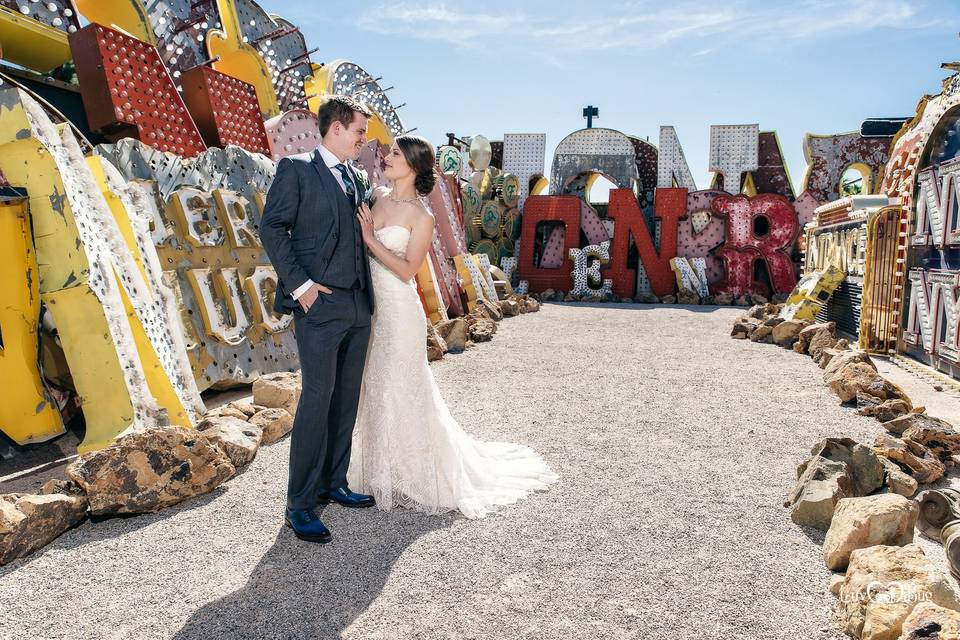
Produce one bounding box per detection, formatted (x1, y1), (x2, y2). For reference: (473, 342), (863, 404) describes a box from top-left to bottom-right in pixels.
(546, 302), (730, 314)
(0, 486), (231, 578)
(171, 508), (453, 639)
(797, 524), (827, 546)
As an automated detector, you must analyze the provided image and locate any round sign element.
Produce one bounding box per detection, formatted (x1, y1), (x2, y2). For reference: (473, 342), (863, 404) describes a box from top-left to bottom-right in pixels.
(437, 146), (463, 175)
(465, 214), (483, 245)
(501, 207), (520, 241)
(497, 236), (515, 262)
(480, 200), (504, 238)
(469, 239), (499, 266)
(469, 134), (492, 171)
(495, 173), (521, 207)
(460, 181), (482, 220)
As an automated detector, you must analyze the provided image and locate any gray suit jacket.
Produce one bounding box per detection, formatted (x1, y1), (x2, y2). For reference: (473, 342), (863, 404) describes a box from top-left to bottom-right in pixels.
(260, 151), (375, 315)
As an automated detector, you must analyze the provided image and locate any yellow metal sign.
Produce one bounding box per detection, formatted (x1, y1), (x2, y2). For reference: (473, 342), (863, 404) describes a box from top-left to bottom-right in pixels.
(0, 87), (204, 452)
(0, 5), (71, 72)
(0, 197), (66, 445)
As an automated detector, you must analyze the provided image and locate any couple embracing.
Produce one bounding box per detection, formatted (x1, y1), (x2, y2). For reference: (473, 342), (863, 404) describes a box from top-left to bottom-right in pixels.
(260, 96), (558, 543)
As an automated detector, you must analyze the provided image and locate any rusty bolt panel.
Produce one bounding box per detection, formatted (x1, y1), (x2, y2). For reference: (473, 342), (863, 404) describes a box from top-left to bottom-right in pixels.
(180, 65), (270, 155)
(69, 23), (207, 157)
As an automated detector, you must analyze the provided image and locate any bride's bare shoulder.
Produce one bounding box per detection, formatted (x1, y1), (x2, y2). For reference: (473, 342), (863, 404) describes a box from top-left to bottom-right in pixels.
(413, 201), (435, 229)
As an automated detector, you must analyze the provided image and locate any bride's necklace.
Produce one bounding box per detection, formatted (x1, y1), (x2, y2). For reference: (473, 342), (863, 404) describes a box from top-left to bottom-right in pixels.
(388, 191), (419, 204)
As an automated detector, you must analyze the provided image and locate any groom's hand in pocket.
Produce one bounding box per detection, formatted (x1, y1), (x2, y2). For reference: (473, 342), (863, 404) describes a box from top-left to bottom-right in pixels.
(299, 282), (333, 312)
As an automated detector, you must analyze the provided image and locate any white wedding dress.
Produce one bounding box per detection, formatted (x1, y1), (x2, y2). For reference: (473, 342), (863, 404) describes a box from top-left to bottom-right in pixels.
(347, 225), (558, 519)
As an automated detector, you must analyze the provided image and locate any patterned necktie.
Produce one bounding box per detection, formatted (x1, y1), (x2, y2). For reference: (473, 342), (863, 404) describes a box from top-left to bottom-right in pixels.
(333, 163), (356, 207)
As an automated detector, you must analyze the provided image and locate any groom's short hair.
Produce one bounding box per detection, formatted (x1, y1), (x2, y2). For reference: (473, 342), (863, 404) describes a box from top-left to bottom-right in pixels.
(318, 95), (373, 136)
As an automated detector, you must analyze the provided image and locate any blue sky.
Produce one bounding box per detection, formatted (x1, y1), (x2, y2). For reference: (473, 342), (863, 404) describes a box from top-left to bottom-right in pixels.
(271, 0), (960, 194)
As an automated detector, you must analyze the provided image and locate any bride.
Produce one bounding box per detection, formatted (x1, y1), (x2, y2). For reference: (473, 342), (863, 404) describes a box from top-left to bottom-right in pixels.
(350, 135), (558, 519)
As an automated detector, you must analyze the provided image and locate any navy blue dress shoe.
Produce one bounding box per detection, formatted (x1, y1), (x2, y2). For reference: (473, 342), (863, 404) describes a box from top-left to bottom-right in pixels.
(319, 486), (376, 508)
(284, 507), (332, 543)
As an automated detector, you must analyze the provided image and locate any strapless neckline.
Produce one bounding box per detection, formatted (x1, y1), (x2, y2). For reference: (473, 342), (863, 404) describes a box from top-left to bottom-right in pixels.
(374, 224), (410, 235)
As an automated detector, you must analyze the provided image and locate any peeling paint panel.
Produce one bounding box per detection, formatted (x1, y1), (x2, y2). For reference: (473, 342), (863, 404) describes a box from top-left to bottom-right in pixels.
(0, 197), (65, 445)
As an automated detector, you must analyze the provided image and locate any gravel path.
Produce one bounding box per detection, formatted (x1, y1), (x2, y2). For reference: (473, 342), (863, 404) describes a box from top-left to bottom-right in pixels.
(1, 303), (953, 640)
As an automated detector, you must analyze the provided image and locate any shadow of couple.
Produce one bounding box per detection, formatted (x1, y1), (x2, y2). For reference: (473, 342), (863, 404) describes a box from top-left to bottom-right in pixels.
(171, 504), (455, 639)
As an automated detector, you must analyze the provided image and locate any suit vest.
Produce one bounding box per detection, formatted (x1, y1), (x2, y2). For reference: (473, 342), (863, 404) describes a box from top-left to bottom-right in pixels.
(315, 158), (366, 290)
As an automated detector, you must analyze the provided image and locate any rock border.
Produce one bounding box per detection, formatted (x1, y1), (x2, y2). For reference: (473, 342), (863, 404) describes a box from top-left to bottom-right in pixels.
(1, 295), (544, 566)
(735, 306), (960, 637)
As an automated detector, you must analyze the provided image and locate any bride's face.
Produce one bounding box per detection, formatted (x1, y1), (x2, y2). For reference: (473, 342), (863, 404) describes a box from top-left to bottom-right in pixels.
(383, 144), (412, 182)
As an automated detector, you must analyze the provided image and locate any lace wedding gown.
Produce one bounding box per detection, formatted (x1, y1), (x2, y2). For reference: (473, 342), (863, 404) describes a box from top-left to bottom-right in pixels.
(347, 225), (558, 519)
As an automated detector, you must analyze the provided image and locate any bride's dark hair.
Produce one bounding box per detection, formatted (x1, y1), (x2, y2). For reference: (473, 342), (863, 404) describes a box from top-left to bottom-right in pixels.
(396, 135), (436, 195)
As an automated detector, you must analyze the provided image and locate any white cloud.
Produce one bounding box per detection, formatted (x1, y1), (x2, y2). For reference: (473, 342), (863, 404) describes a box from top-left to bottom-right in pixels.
(354, 0), (947, 55)
(356, 3), (524, 47)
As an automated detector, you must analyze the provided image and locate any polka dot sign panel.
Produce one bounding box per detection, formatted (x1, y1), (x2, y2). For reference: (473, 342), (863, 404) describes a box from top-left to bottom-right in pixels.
(569, 241), (613, 297)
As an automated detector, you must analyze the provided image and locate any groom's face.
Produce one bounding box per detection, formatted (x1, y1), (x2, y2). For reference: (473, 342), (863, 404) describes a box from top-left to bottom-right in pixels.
(331, 112), (369, 162)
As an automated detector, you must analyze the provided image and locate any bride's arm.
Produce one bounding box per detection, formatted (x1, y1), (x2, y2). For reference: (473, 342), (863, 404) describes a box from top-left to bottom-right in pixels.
(357, 203), (435, 282)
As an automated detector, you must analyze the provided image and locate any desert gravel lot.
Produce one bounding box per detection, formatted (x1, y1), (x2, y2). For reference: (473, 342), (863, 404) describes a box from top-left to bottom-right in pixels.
(1, 302), (957, 640)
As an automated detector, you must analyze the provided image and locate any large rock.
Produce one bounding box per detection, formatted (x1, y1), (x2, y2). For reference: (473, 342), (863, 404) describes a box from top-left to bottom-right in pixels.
(39, 478), (84, 496)
(469, 318), (496, 343)
(829, 363), (912, 407)
(0, 493), (88, 565)
(426, 322), (447, 362)
(901, 418), (960, 461)
(196, 416), (263, 468)
(804, 323), (837, 356)
(747, 304), (767, 319)
(501, 299), (520, 317)
(520, 296), (540, 313)
(839, 544), (960, 640)
(749, 324), (774, 343)
(823, 494), (918, 570)
(478, 298), (504, 321)
(731, 318), (760, 339)
(203, 405), (249, 421)
(810, 332), (839, 365)
(252, 371), (301, 417)
(812, 437), (887, 496)
(880, 457), (918, 498)
(227, 400), (259, 418)
(677, 288), (700, 305)
(786, 438), (886, 530)
(817, 347), (846, 369)
(435, 318), (468, 353)
(874, 434), (945, 484)
(249, 408), (293, 444)
(786, 456), (853, 530)
(772, 320), (806, 346)
(860, 398), (913, 423)
(66, 425), (235, 516)
(897, 602), (960, 640)
(886, 413), (955, 437)
(799, 321), (837, 342)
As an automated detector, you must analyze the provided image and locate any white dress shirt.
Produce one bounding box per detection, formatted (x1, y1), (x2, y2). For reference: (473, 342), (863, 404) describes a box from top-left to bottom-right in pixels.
(291, 143), (355, 300)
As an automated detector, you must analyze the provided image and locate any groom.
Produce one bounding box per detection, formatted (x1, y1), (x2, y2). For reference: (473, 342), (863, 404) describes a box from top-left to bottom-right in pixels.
(260, 95), (377, 544)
